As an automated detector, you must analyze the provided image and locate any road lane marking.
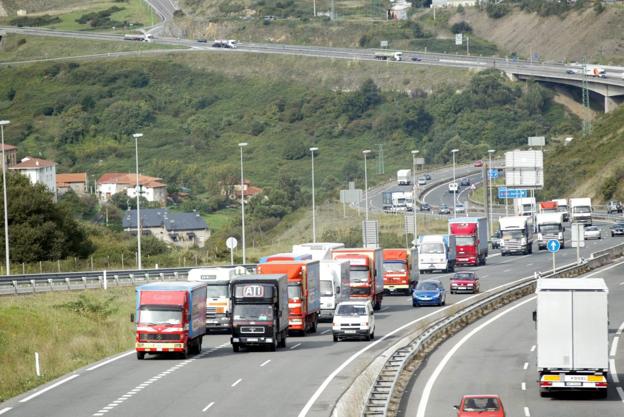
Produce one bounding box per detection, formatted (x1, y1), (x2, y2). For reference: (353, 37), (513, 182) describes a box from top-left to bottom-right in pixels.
(620, 282), (624, 286)
(585, 259), (624, 278)
(521, 382), (526, 391)
(503, 269), (511, 272)
(527, 263), (533, 266)
(19, 374), (80, 403)
(530, 345), (536, 352)
(290, 343), (302, 350)
(0, 408), (12, 415)
(231, 378), (242, 387)
(202, 402), (215, 412)
(414, 297), (536, 417)
(523, 362), (529, 370)
(609, 359), (620, 384)
(260, 360), (271, 367)
(617, 387), (624, 403)
(524, 406), (531, 417)
(87, 350), (135, 371)
(381, 307), (389, 312)
(611, 336), (620, 357)
(321, 329), (331, 335)
(481, 274), (489, 278)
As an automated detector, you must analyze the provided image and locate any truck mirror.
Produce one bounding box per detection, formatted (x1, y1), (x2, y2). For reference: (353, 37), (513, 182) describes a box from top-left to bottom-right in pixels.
(130, 313), (135, 323)
(336, 286), (340, 294)
(532, 310), (537, 322)
(453, 405), (459, 410)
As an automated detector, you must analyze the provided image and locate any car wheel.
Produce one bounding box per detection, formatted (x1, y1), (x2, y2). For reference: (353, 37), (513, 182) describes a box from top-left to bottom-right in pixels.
(333, 334), (338, 342)
(412, 302), (418, 307)
(370, 330), (375, 340)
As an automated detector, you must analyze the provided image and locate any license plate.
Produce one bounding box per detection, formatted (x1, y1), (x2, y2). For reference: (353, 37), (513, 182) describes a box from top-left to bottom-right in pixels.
(344, 330), (356, 334)
(246, 337), (258, 342)
(456, 286), (465, 289)
(566, 382), (582, 386)
(207, 320), (218, 324)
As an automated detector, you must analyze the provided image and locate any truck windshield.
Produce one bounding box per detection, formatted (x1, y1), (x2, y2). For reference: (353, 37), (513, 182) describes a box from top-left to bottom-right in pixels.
(455, 237), (475, 246)
(522, 204), (533, 212)
(206, 284), (229, 298)
(502, 230), (524, 240)
(350, 267), (369, 283)
(288, 284), (302, 299)
(383, 262), (406, 273)
(558, 206), (568, 211)
(574, 206), (591, 213)
(320, 280), (333, 296)
(420, 243), (444, 254)
(232, 305), (273, 321)
(138, 306), (183, 325)
(539, 224), (561, 233)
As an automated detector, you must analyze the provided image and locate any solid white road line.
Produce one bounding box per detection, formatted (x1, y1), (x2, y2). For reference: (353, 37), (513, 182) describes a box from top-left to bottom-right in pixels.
(585, 259), (624, 278)
(521, 382), (526, 391)
(617, 387), (624, 403)
(0, 408), (12, 415)
(620, 282), (624, 286)
(523, 362), (529, 370)
(19, 374), (80, 403)
(290, 343), (302, 350)
(524, 406), (531, 417)
(527, 263), (533, 266)
(414, 297), (536, 417)
(503, 269), (511, 272)
(611, 336), (620, 357)
(231, 378), (242, 387)
(260, 360), (271, 367)
(321, 329), (331, 335)
(86, 350), (135, 371)
(202, 402), (215, 412)
(530, 345), (536, 352)
(609, 359), (620, 384)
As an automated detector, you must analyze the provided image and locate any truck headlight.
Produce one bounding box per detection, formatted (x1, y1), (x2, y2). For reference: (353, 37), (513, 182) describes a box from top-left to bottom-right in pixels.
(521, 238), (527, 244)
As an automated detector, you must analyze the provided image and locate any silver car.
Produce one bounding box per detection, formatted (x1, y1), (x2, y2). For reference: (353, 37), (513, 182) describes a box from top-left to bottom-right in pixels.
(584, 226), (601, 240)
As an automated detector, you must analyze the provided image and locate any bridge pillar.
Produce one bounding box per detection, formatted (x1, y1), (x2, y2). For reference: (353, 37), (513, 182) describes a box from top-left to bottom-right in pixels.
(605, 95), (620, 113)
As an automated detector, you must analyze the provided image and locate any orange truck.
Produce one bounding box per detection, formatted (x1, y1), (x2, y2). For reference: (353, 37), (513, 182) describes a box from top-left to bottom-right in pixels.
(382, 248), (418, 294)
(539, 201), (558, 213)
(257, 260), (320, 335)
(331, 248), (384, 310)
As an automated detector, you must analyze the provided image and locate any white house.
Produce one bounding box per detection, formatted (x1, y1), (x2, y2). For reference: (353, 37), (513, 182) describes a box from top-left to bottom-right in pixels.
(9, 156), (57, 196)
(431, 0), (477, 7)
(97, 172), (167, 205)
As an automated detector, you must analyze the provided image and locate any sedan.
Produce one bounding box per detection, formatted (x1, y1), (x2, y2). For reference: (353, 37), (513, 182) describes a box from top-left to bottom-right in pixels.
(418, 176), (427, 185)
(473, 160), (484, 167)
(450, 271), (480, 294)
(611, 223), (624, 237)
(438, 204), (451, 215)
(566, 69), (577, 74)
(454, 395), (505, 417)
(196, 38), (208, 43)
(584, 225), (601, 240)
(491, 230), (502, 249)
(460, 178), (471, 187)
(424, 174), (432, 180)
(419, 203), (432, 212)
(412, 279), (446, 307)
(411, 56), (422, 62)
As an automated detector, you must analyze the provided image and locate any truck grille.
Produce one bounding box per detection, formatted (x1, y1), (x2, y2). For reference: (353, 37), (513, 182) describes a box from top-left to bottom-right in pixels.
(503, 241), (523, 250)
(240, 326), (265, 334)
(206, 306), (217, 319)
(350, 287), (370, 296)
(140, 334), (179, 341)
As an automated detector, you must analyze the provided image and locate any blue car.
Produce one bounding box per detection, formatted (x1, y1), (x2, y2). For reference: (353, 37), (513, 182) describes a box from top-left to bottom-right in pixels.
(412, 279), (446, 307)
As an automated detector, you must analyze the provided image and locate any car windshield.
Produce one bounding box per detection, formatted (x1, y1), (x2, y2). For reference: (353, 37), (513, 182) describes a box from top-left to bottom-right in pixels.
(420, 243), (444, 254)
(288, 284), (302, 299)
(233, 304), (273, 321)
(320, 280), (333, 296)
(139, 307), (183, 325)
(336, 304), (367, 316)
(350, 267), (369, 283)
(416, 281), (439, 291)
(383, 262), (406, 273)
(463, 397), (500, 411)
(455, 236), (474, 246)
(539, 224), (561, 233)
(206, 284), (229, 298)
(502, 230), (524, 240)
(453, 273), (475, 280)
(613, 223), (624, 228)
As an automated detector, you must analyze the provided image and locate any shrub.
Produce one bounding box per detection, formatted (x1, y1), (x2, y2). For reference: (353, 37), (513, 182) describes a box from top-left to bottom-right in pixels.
(450, 21), (473, 34)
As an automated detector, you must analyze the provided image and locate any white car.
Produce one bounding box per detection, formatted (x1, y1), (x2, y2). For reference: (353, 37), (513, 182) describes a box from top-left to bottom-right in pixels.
(584, 225), (601, 240)
(332, 300), (375, 342)
(448, 182), (458, 193)
(418, 177), (427, 186)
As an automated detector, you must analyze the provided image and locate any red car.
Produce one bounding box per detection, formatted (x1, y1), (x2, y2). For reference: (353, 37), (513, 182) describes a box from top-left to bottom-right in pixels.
(454, 395), (505, 417)
(450, 271), (480, 294)
(474, 160), (483, 167)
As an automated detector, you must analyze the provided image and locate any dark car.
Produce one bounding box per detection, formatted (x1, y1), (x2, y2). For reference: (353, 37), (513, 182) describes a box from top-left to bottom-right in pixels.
(439, 204), (451, 215)
(411, 56), (422, 62)
(211, 42), (223, 48)
(460, 178), (471, 187)
(491, 230), (502, 249)
(196, 38), (208, 43)
(611, 223), (624, 237)
(420, 203), (432, 212)
(450, 271), (480, 294)
(424, 174), (432, 180)
(566, 69), (576, 74)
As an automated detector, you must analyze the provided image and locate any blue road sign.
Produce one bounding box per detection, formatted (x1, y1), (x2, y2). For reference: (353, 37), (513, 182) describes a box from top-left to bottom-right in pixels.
(488, 169), (498, 179)
(497, 187), (528, 199)
(547, 239), (561, 253)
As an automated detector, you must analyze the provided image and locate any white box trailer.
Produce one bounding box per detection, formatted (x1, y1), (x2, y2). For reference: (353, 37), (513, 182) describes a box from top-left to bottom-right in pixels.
(536, 278), (609, 397)
(292, 242), (345, 261)
(318, 260), (350, 320)
(397, 169), (412, 185)
(417, 234), (456, 273)
(570, 197), (592, 225)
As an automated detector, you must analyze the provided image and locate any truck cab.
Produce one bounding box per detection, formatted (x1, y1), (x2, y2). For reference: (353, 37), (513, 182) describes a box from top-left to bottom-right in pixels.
(417, 234), (456, 273)
(382, 248), (418, 294)
(332, 248), (384, 310)
(499, 216), (533, 255)
(570, 198), (592, 225)
(448, 217), (488, 266)
(535, 212), (565, 250)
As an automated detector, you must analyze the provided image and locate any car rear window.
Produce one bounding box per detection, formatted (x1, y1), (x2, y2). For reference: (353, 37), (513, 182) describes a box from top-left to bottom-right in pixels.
(453, 273), (475, 280)
(463, 397), (500, 411)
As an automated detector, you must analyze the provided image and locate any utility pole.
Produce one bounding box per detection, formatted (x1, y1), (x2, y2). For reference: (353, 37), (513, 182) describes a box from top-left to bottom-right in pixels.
(582, 58), (592, 136)
(377, 143), (384, 175)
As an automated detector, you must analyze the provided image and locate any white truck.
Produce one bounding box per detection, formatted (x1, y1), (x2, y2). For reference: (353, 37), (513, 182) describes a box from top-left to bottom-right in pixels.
(570, 197), (592, 225)
(536, 212), (565, 250)
(514, 197), (536, 217)
(499, 216), (534, 255)
(553, 198), (569, 222)
(535, 278), (609, 398)
(124, 33), (153, 42)
(391, 191), (412, 211)
(397, 169), (412, 185)
(318, 260), (350, 320)
(417, 234), (456, 273)
(292, 242), (345, 261)
(375, 51), (403, 61)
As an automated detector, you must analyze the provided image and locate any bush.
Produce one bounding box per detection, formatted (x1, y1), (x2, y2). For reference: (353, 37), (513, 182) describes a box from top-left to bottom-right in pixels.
(450, 21), (473, 34)
(486, 2), (510, 19)
(10, 15), (61, 27)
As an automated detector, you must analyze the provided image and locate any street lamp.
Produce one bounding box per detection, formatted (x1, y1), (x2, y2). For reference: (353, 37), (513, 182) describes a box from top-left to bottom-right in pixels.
(363, 150), (371, 221)
(132, 133), (143, 270)
(310, 147), (319, 243)
(411, 150), (419, 248)
(0, 120), (10, 275)
(488, 149), (496, 236)
(239, 142), (248, 264)
(451, 149), (459, 217)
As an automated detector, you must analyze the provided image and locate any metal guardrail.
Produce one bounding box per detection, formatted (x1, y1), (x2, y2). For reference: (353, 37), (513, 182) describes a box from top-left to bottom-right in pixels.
(0, 264), (258, 296)
(361, 242), (624, 417)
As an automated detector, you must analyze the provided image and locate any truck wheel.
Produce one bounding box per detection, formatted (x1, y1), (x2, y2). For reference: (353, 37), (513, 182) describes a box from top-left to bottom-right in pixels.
(278, 335), (286, 348)
(136, 351), (145, 360)
(370, 331), (375, 340)
(311, 316), (318, 333)
(232, 343), (240, 353)
(539, 389), (550, 398)
(333, 334), (338, 342)
(270, 339), (277, 352)
(181, 345), (189, 359)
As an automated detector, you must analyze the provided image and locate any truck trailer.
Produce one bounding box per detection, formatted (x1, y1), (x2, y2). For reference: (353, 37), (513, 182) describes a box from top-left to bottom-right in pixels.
(292, 242), (345, 261)
(552, 198), (569, 222)
(230, 274), (289, 352)
(570, 197), (592, 225)
(332, 248), (384, 310)
(499, 216), (533, 255)
(417, 234), (456, 273)
(375, 51), (403, 61)
(448, 217), (488, 266)
(535, 278), (609, 398)
(397, 169), (412, 185)
(514, 197), (536, 217)
(536, 212), (565, 250)
(134, 282), (207, 359)
(382, 248), (418, 294)
(318, 259), (350, 320)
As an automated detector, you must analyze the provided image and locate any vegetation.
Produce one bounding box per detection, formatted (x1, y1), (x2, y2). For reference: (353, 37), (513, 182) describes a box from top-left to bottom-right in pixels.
(9, 14), (61, 27)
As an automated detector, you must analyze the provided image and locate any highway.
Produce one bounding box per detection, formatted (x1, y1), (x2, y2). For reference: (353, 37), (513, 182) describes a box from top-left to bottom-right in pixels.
(399, 260), (624, 417)
(0, 223), (621, 417)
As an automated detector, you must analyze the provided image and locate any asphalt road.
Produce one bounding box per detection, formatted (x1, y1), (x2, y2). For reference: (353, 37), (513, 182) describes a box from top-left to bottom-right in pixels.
(399, 258), (624, 417)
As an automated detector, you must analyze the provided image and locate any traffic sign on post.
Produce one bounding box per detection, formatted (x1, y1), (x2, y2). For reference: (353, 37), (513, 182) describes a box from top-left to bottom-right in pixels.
(226, 236), (238, 265)
(546, 239), (560, 253)
(497, 187), (528, 199)
(488, 169), (498, 179)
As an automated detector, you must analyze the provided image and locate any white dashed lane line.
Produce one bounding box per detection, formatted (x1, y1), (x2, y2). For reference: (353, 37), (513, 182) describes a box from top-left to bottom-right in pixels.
(523, 362), (528, 370)
(523, 406), (531, 417)
(202, 402), (215, 412)
(289, 343), (302, 350)
(260, 359), (271, 367)
(530, 345), (536, 352)
(321, 329), (331, 335)
(231, 378), (242, 387)
(521, 382), (526, 391)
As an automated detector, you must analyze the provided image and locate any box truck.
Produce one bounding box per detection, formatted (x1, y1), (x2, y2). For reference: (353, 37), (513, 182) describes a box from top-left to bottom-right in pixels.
(499, 216), (533, 255)
(535, 212), (565, 250)
(514, 197), (536, 217)
(292, 242), (345, 261)
(397, 169), (412, 185)
(535, 278), (609, 398)
(332, 248), (384, 310)
(417, 234), (456, 273)
(382, 248), (418, 294)
(448, 217), (488, 266)
(318, 259), (350, 320)
(552, 198), (569, 222)
(570, 197), (592, 225)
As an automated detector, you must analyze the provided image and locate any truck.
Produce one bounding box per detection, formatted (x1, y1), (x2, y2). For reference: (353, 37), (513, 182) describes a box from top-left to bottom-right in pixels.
(570, 197), (592, 225)
(448, 217), (488, 266)
(514, 197), (536, 217)
(397, 169), (412, 185)
(212, 39), (238, 48)
(292, 242), (345, 261)
(585, 66), (606, 78)
(382, 248), (418, 294)
(257, 260), (321, 334)
(124, 33), (153, 42)
(230, 274), (289, 352)
(318, 260), (350, 320)
(188, 267), (247, 331)
(535, 278), (609, 398)
(553, 198), (570, 222)
(539, 201), (558, 213)
(382, 191), (393, 212)
(417, 234), (456, 273)
(375, 51), (403, 61)
(332, 248), (384, 310)
(259, 253), (312, 263)
(535, 212), (565, 250)
(134, 282), (207, 359)
(499, 216), (534, 255)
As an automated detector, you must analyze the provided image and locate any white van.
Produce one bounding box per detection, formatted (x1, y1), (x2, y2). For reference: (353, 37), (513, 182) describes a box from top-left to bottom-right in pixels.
(332, 301), (375, 342)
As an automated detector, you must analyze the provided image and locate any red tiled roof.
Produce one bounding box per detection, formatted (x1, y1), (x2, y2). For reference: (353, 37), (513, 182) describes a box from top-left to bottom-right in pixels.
(9, 157), (55, 170)
(0, 144), (16, 151)
(97, 172), (166, 188)
(236, 185), (263, 197)
(56, 173), (87, 185)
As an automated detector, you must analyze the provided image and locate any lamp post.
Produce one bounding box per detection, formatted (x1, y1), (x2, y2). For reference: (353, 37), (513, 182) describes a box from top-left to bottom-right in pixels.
(132, 133), (143, 270)
(310, 147), (318, 243)
(451, 149), (459, 217)
(363, 150), (371, 221)
(0, 120), (10, 275)
(488, 149), (496, 235)
(411, 150), (419, 247)
(239, 142), (248, 264)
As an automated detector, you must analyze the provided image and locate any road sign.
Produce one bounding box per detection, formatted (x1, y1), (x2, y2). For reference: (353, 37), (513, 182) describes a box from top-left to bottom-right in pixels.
(226, 237), (238, 249)
(455, 33), (462, 46)
(497, 187), (528, 199)
(488, 169), (499, 179)
(547, 239), (560, 253)
(528, 136), (545, 147)
(571, 223), (585, 248)
(362, 220), (379, 248)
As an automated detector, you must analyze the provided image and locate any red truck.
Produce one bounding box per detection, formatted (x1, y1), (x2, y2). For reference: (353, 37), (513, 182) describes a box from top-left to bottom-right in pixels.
(134, 282), (207, 360)
(382, 248), (418, 294)
(257, 260), (321, 335)
(332, 248), (384, 310)
(448, 217), (489, 266)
